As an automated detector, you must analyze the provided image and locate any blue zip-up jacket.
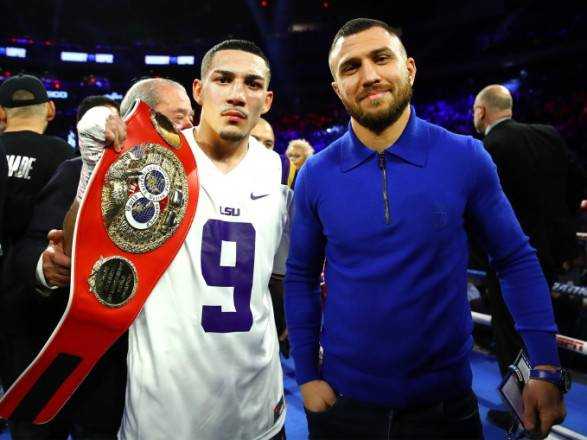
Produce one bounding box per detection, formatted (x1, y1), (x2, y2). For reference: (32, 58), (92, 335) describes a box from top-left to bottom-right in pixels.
(284, 108), (559, 407)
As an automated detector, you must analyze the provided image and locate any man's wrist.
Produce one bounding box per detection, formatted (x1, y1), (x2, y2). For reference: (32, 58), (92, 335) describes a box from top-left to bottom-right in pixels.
(530, 367), (571, 394)
(533, 364), (559, 372)
(36, 254), (59, 290)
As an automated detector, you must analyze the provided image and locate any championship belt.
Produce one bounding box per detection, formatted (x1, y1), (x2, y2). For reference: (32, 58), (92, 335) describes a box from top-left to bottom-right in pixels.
(0, 100), (199, 424)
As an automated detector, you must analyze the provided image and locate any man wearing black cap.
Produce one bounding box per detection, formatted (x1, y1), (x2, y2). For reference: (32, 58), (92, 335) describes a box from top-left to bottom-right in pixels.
(0, 74), (73, 438)
(0, 74), (74, 257)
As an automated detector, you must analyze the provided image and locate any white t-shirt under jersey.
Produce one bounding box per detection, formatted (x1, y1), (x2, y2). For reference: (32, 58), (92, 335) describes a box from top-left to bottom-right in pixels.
(119, 132), (290, 440)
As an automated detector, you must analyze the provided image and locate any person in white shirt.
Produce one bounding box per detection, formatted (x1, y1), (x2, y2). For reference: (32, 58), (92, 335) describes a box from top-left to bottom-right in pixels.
(66, 40), (289, 440)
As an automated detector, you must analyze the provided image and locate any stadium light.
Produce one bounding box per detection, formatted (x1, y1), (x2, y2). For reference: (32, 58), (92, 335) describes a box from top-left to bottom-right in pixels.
(177, 56), (195, 65)
(6, 47), (26, 58)
(95, 53), (114, 64)
(61, 51), (114, 63)
(145, 55), (170, 65)
(61, 51), (88, 62)
(145, 54), (194, 66)
(47, 90), (69, 99)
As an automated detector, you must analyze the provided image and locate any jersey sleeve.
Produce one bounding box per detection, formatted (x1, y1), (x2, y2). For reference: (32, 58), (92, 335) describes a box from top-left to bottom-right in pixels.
(272, 184), (293, 276)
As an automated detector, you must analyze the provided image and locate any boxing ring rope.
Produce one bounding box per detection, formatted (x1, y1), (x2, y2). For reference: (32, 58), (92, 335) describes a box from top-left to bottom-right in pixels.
(467, 268), (587, 355)
(468, 269), (587, 301)
(470, 311), (587, 356)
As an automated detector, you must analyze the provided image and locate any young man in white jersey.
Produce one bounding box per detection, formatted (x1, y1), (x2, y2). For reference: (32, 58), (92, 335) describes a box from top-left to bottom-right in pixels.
(68, 40), (289, 439)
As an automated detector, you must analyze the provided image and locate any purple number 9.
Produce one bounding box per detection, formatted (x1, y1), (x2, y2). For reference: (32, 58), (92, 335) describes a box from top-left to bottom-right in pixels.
(201, 220), (256, 332)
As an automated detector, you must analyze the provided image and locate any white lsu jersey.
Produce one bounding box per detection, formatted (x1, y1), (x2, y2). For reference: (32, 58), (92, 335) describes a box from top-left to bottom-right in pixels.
(119, 132), (291, 440)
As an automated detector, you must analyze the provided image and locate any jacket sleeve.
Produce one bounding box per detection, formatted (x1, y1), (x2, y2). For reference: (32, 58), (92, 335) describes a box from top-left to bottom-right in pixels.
(284, 160), (326, 384)
(11, 159), (80, 287)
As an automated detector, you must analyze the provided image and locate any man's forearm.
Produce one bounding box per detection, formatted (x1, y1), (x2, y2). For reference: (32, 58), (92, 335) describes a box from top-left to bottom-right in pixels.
(496, 247), (560, 367)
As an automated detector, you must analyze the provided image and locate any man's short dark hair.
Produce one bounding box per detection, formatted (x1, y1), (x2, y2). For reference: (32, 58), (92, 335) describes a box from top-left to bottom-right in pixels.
(77, 95), (119, 122)
(200, 39), (271, 85)
(329, 18), (404, 76)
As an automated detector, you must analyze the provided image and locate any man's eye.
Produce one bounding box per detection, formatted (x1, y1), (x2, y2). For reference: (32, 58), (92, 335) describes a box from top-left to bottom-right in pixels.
(218, 77), (230, 83)
(342, 64), (358, 74)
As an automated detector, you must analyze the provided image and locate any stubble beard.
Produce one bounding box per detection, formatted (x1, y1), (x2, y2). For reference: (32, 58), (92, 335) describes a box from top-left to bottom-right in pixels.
(345, 78), (413, 135)
(219, 127), (247, 142)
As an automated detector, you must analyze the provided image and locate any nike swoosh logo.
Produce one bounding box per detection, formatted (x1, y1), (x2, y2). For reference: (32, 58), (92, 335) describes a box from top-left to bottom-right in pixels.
(250, 193), (269, 200)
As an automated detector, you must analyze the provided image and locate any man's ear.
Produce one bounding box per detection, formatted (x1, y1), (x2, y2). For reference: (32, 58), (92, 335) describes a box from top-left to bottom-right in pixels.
(406, 57), (417, 86)
(46, 101), (56, 121)
(331, 81), (343, 102)
(192, 79), (203, 106)
(261, 90), (274, 115)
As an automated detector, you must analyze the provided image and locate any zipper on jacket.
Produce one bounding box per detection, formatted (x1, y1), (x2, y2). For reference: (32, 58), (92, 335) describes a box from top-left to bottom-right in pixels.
(378, 153), (391, 224)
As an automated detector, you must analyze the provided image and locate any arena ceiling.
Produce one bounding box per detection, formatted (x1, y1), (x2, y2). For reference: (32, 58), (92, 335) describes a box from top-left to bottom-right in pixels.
(0, 0), (540, 49)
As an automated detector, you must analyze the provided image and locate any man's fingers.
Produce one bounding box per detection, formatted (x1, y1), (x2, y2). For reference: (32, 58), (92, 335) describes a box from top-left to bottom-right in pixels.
(52, 264), (71, 277)
(47, 229), (64, 243)
(523, 401), (536, 431)
(539, 410), (556, 436)
(539, 407), (565, 435)
(48, 245), (71, 268)
(49, 274), (70, 288)
(321, 382), (337, 406)
(52, 254), (71, 270)
(104, 115), (126, 152)
(104, 126), (116, 145)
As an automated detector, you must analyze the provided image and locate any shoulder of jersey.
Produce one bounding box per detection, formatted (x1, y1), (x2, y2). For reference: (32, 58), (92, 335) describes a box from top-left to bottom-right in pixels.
(249, 135), (280, 163)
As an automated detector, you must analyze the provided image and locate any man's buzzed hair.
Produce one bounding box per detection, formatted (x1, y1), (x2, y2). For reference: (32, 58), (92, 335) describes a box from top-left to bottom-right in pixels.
(329, 18), (405, 75)
(200, 39), (271, 85)
(477, 85), (513, 112)
(4, 90), (46, 119)
(120, 77), (185, 117)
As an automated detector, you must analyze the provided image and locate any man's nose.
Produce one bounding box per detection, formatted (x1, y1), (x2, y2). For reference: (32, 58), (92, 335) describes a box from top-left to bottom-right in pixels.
(360, 60), (381, 88)
(227, 81), (246, 107)
(175, 115), (193, 131)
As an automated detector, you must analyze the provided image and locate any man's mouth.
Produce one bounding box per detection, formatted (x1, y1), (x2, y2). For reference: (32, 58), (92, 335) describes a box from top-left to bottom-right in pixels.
(359, 89), (390, 102)
(222, 109), (247, 122)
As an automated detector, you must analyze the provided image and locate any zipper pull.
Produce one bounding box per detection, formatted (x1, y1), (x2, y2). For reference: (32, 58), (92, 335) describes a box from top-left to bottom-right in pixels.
(378, 153), (386, 170)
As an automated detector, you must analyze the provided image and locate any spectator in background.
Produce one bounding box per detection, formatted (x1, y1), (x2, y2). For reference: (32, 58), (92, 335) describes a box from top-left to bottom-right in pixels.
(0, 78), (194, 439)
(0, 133), (6, 435)
(76, 95), (121, 124)
(252, 117), (294, 357)
(251, 117), (276, 149)
(0, 95), (121, 440)
(0, 135), (6, 259)
(119, 77), (194, 128)
(472, 84), (583, 430)
(286, 138), (314, 170)
(0, 74), (74, 257)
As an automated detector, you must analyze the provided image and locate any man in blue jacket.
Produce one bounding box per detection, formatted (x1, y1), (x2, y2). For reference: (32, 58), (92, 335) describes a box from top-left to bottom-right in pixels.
(285, 18), (567, 439)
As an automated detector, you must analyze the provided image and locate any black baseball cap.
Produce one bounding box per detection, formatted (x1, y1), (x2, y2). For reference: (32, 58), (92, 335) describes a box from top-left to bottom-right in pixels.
(0, 74), (49, 108)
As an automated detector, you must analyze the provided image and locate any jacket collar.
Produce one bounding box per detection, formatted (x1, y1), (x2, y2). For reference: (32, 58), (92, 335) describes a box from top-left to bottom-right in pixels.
(340, 106), (429, 172)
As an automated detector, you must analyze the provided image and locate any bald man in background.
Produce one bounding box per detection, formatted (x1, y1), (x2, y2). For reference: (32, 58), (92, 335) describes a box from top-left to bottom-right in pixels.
(251, 117), (276, 150)
(251, 117), (295, 356)
(472, 84), (583, 429)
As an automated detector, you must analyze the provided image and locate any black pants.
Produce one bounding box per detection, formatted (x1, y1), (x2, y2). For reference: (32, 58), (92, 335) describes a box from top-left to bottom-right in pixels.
(269, 275), (290, 357)
(269, 275), (286, 336)
(305, 390), (483, 439)
(0, 332), (126, 440)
